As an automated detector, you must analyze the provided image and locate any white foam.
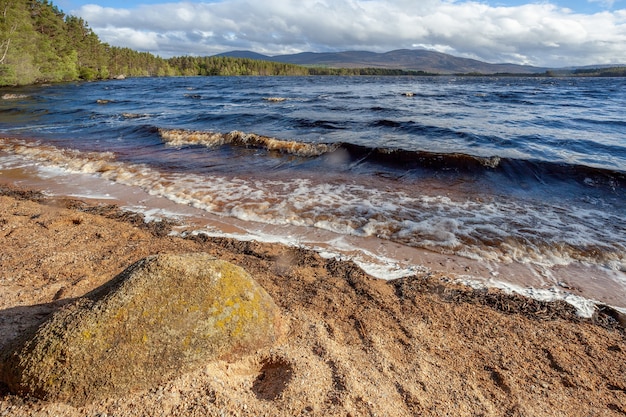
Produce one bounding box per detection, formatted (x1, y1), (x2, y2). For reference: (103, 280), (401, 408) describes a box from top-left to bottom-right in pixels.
(68, 192), (116, 200)
(3, 137), (625, 271)
(120, 205), (192, 223)
(2, 138), (626, 316)
(184, 228), (300, 248)
(457, 277), (598, 318)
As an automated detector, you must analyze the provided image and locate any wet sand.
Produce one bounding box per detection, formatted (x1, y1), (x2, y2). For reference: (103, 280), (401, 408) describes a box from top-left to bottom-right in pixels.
(1, 182), (626, 416)
(3, 155), (625, 314)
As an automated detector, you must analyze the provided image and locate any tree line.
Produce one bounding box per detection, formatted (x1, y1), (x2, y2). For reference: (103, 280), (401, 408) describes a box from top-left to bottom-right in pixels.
(1, 0), (624, 86)
(571, 67), (626, 77)
(0, 0), (437, 86)
(167, 55), (436, 77)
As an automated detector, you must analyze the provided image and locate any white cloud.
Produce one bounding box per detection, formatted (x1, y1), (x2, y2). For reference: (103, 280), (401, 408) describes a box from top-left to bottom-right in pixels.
(74, 0), (626, 67)
(96, 27), (160, 51)
(589, 0), (617, 8)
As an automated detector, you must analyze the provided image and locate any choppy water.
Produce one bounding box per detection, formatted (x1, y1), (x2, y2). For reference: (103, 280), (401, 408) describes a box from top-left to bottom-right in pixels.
(1, 76), (625, 314)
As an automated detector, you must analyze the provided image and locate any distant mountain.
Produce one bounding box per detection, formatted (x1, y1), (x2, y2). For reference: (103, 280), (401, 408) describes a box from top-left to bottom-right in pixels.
(213, 49), (547, 74)
(213, 50), (272, 61)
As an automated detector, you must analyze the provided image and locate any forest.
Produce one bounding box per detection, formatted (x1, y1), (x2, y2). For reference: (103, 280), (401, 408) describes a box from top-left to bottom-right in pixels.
(0, 0), (180, 85)
(1, 0), (624, 86)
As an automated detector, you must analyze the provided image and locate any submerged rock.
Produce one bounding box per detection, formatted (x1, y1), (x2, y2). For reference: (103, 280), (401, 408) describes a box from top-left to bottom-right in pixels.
(0, 253), (282, 406)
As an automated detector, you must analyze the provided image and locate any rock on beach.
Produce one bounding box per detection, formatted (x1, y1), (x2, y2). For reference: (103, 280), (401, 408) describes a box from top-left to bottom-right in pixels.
(0, 253), (282, 406)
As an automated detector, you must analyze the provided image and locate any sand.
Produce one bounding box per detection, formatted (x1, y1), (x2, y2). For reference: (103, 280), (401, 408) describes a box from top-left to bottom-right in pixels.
(0, 183), (625, 417)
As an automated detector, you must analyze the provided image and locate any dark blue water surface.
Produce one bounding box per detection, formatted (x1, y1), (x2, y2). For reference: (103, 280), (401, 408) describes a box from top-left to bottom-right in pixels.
(1, 76), (625, 277)
(3, 76), (625, 177)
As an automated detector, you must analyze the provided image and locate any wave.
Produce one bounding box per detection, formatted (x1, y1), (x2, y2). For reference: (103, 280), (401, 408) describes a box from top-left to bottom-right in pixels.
(157, 127), (499, 167)
(2, 93), (29, 100)
(158, 128), (338, 157)
(121, 113), (151, 119)
(293, 118), (348, 130)
(338, 142), (503, 169)
(1, 137), (624, 272)
(263, 97), (288, 102)
(344, 144), (625, 193)
(157, 128), (626, 189)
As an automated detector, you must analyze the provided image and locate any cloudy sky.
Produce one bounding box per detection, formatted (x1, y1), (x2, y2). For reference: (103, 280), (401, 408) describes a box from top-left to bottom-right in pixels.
(56, 0), (626, 68)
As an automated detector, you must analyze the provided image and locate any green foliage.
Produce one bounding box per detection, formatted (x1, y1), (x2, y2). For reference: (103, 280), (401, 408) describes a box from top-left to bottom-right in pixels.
(572, 67), (626, 77)
(164, 56), (439, 77)
(167, 56), (313, 76)
(0, 64), (17, 85)
(0, 0), (174, 86)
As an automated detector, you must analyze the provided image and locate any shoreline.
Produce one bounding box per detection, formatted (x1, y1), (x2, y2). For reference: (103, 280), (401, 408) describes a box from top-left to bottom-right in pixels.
(1, 181), (626, 416)
(2, 147), (625, 317)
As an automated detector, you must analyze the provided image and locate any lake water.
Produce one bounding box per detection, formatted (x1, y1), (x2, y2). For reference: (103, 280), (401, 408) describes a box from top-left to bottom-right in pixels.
(1, 76), (625, 316)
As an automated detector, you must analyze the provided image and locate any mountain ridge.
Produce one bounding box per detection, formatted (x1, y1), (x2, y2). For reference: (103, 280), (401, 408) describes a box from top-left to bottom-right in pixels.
(213, 49), (548, 74)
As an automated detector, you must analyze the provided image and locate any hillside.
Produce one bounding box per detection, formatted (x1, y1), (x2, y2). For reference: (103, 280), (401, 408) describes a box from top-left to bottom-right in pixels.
(214, 49), (547, 75)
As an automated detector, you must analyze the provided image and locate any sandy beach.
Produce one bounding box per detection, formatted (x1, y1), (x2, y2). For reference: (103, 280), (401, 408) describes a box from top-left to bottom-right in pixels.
(0, 182), (625, 416)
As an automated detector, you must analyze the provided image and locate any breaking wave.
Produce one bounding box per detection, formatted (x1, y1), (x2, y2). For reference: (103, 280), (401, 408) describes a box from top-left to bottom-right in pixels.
(1, 137), (624, 272)
(158, 128), (337, 157)
(156, 128), (626, 192)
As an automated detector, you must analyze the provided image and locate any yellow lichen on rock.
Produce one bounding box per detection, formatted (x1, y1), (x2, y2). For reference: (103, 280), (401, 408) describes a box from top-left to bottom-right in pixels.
(0, 253), (282, 406)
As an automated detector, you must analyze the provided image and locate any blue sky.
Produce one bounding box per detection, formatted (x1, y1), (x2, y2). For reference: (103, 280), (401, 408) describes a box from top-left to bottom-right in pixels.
(54, 0), (626, 67)
(61, 0), (623, 14)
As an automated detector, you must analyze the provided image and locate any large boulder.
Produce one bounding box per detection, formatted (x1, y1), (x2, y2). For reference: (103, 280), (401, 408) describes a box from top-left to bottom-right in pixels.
(0, 253), (282, 405)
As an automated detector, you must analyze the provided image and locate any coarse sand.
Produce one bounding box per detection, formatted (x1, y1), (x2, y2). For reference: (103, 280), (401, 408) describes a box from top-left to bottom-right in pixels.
(0, 184), (625, 417)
